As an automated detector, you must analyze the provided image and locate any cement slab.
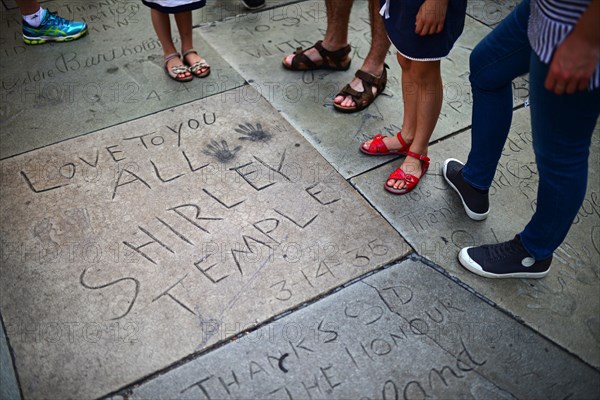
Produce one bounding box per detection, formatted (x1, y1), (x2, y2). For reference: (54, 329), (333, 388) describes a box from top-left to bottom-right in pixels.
(127, 259), (599, 399)
(0, 1), (244, 159)
(198, 2), (529, 179)
(351, 108), (600, 368)
(0, 86), (409, 399)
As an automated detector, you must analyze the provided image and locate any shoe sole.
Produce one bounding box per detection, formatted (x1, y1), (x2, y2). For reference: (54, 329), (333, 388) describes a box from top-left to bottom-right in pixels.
(458, 248), (550, 279)
(442, 158), (489, 221)
(23, 28), (87, 45)
(282, 60), (351, 72)
(240, 0), (266, 10)
(359, 145), (406, 156)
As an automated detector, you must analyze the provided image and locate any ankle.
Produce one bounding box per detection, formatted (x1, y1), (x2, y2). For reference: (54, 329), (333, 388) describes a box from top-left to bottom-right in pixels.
(360, 61), (385, 77)
(23, 7), (46, 27)
(399, 131), (415, 144)
(321, 39), (348, 52)
(461, 167), (489, 193)
(407, 145), (428, 157)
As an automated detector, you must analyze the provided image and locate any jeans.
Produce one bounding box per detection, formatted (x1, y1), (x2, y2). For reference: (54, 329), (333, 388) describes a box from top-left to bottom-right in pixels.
(462, 0), (600, 259)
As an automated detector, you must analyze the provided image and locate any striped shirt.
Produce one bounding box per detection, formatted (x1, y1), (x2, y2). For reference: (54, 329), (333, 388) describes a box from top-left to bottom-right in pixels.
(528, 0), (600, 89)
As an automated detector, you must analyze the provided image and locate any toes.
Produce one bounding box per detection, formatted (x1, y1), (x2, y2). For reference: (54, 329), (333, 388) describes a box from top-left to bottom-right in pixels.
(386, 179), (405, 190)
(284, 55), (293, 66)
(334, 95), (344, 105)
(362, 140), (372, 150)
(342, 97), (355, 108)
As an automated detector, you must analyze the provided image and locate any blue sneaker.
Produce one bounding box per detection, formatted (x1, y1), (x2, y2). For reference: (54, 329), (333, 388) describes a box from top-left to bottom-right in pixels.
(23, 10), (87, 45)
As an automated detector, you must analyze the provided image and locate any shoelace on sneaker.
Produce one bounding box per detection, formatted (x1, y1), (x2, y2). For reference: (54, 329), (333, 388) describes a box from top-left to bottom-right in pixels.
(488, 239), (521, 261)
(46, 12), (69, 28)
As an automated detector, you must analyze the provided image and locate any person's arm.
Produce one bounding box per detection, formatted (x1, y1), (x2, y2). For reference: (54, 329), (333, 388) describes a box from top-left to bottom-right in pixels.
(415, 0), (449, 36)
(544, 0), (600, 94)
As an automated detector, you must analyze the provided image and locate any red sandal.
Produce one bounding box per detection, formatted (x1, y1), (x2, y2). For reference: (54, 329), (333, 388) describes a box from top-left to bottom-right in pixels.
(384, 151), (431, 195)
(360, 131), (409, 156)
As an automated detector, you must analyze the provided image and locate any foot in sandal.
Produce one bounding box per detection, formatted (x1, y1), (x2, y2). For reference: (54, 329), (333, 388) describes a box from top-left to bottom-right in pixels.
(164, 52), (192, 82)
(334, 64), (388, 113)
(282, 40), (351, 71)
(183, 48), (210, 78)
(360, 131), (411, 156)
(384, 151), (430, 195)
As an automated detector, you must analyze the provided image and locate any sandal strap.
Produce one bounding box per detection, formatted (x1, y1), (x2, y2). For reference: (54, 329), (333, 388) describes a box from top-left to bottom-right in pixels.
(182, 48), (198, 58)
(388, 167), (408, 181)
(406, 151), (430, 162)
(355, 69), (379, 86)
(313, 40), (351, 68)
(338, 83), (362, 98)
(291, 48), (317, 69)
(164, 52), (181, 66)
(396, 132), (409, 152)
(338, 83), (374, 108)
(336, 66), (388, 111)
(368, 134), (389, 153)
(406, 151), (431, 171)
(290, 40), (351, 70)
(189, 61), (210, 71)
(387, 167), (420, 188)
(170, 65), (189, 74)
(355, 67), (387, 91)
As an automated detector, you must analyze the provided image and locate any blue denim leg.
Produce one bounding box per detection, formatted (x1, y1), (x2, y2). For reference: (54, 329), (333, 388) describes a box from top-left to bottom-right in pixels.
(462, 0), (532, 190)
(520, 54), (600, 259)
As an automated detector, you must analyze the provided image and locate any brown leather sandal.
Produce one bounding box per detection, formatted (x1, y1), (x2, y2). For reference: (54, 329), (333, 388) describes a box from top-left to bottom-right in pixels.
(334, 64), (388, 113)
(282, 40), (351, 71)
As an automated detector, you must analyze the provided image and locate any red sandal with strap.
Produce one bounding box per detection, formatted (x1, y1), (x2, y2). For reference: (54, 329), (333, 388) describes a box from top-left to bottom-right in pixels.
(384, 151), (431, 195)
(360, 131), (410, 156)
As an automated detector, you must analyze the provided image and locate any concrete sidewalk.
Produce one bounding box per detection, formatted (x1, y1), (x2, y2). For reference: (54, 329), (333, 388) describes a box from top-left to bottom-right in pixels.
(0, 1), (598, 399)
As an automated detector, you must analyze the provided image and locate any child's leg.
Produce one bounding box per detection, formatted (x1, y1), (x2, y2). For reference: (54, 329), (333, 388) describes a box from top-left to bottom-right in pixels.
(396, 53), (418, 145)
(174, 11), (193, 52)
(151, 9), (190, 79)
(174, 11), (208, 75)
(387, 57), (442, 190)
(361, 52), (418, 152)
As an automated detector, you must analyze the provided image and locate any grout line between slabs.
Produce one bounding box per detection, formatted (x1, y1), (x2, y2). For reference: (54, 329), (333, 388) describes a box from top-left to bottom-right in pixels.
(101, 252), (413, 400)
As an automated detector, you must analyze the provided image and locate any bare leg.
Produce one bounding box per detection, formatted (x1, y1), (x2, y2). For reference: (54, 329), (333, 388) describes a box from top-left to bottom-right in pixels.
(335, 0), (391, 108)
(387, 56), (442, 190)
(174, 11), (208, 75)
(397, 55), (419, 146)
(174, 11), (193, 54)
(283, 0), (352, 67)
(361, 52), (419, 152)
(16, 0), (40, 15)
(151, 9), (190, 79)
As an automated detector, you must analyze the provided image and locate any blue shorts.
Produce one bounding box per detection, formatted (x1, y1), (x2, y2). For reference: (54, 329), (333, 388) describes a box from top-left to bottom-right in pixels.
(380, 0), (467, 61)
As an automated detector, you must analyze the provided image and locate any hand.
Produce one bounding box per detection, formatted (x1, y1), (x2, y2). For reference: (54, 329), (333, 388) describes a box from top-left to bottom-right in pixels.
(544, 0), (600, 95)
(415, 0), (449, 36)
(544, 33), (600, 94)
